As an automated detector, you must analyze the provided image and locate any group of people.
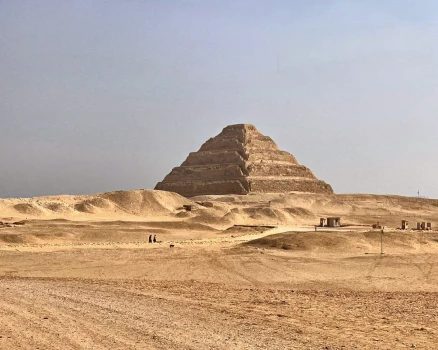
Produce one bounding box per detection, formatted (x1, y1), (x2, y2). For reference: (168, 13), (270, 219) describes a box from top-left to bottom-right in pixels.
(148, 234), (157, 243)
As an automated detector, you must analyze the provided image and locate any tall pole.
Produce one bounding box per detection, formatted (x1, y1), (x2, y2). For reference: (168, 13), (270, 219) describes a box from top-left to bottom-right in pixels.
(380, 229), (383, 255)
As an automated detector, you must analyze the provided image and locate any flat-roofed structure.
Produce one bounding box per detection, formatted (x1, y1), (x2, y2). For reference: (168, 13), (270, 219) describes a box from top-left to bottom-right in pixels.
(327, 217), (341, 228)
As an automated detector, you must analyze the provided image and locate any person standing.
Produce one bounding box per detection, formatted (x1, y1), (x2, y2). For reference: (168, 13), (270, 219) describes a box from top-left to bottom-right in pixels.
(153, 235), (157, 243)
(148, 235), (152, 243)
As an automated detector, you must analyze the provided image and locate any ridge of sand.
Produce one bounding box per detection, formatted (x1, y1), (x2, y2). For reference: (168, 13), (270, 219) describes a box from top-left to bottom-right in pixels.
(0, 189), (193, 221)
(2, 191), (437, 231)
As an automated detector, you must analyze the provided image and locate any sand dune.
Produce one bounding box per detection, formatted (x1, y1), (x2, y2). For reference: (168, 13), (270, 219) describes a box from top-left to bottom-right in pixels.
(0, 189), (193, 221)
(2, 190), (438, 232)
(192, 192), (438, 227)
(245, 230), (438, 253)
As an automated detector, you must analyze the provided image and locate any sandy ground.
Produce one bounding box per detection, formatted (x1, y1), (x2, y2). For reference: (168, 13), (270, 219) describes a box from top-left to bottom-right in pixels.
(1, 219), (438, 349)
(1, 190), (438, 349)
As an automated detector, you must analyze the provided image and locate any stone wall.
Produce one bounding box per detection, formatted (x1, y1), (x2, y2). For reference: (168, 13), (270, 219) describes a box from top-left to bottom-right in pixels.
(247, 164), (316, 179)
(155, 179), (249, 197)
(247, 150), (298, 163)
(199, 138), (247, 156)
(182, 150), (246, 167)
(161, 164), (246, 182)
(249, 178), (333, 194)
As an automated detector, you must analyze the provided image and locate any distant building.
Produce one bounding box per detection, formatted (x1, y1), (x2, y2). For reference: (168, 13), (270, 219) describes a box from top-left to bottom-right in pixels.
(327, 217), (341, 228)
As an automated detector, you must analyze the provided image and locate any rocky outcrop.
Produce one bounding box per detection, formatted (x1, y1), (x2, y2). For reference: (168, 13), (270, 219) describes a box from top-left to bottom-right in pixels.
(155, 124), (333, 197)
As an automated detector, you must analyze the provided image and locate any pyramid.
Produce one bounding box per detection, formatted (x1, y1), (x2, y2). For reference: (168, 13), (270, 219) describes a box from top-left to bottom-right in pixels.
(155, 124), (333, 197)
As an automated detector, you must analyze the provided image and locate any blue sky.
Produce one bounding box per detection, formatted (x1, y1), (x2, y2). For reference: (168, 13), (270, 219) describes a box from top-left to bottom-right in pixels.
(1, 1), (437, 198)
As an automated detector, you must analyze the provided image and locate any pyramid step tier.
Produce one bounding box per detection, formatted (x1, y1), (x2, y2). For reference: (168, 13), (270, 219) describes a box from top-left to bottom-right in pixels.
(182, 150), (297, 167)
(161, 164), (248, 182)
(248, 178), (333, 194)
(155, 179), (250, 197)
(161, 163), (317, 182)
(200, 135), (280, 154)
(155, 177), (332, 197)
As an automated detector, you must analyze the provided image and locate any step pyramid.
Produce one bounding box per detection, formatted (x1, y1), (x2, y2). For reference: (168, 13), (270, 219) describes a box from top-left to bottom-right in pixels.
(155, 124), (333, 197)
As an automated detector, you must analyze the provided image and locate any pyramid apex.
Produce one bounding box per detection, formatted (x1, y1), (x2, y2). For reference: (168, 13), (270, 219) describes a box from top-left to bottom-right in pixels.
(222, 123), (257, 131)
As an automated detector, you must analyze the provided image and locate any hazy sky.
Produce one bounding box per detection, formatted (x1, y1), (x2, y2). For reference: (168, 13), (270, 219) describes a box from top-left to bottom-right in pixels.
(1, 1), (437, 198)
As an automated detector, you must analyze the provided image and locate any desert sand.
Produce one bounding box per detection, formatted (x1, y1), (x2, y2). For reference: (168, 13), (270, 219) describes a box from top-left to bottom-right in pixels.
(1, 189), (438, 349)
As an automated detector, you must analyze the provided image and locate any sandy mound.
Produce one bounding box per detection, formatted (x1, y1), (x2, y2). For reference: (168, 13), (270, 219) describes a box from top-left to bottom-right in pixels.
(74, 197), (115, 213)
(0, 190), (194, 220)
(13, 203), (46, 216)
(245, 231), (350, 251)
(42, 202), (73, 213)
(2, 190), (438, 230)
(100, 190), (191, 215)
(244, 231), (438, 253)
(193, 192), (438, 228)
(0, 233), (39, 244)
(283, 207), (315, 218)
(174, 211), (193, 218)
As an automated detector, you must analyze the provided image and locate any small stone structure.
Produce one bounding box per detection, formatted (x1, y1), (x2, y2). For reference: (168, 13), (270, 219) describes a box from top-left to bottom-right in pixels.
(416, 222), (432, 230)
(372, 222), (383, 229)
(401, 220), (409, 230)
(320, 218), (326, 227)
(327, 217), (341, 228)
